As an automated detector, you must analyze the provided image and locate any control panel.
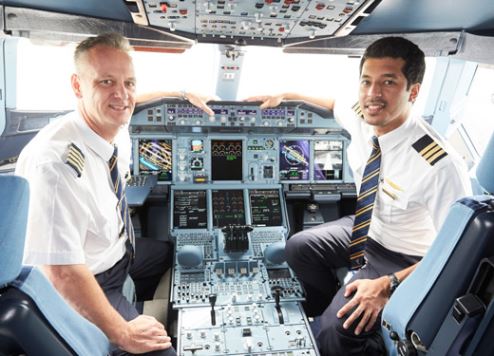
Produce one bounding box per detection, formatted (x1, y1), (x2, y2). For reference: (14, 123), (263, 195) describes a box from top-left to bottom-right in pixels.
(170, 184), (319, 355)
(128, 100), (356, 356)
(170, 185), (303, 306)
(130, 0), (380, 44)
(178, 302), (318, 355)
(131, 99), (340, 132)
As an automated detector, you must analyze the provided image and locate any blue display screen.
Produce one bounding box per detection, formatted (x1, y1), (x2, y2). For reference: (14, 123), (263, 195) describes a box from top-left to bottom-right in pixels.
(279, 140), (310, 180)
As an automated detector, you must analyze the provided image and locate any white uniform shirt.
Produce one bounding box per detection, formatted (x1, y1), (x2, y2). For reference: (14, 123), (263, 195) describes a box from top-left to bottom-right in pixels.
(334, 99), (472, 256)
(16, 111), (131, 274)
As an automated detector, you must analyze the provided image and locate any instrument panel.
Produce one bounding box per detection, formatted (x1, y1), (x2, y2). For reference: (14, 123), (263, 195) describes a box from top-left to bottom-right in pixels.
(128, 99), (355, 356)
(131, 99), (352, 186)
(133, 134), (350, 185)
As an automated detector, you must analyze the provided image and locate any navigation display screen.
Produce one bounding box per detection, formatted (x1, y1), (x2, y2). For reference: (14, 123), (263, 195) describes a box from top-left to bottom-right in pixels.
(314, 140), (343, 180)
(173, 190), (207, 229)
(212, 190), (245, 227)
(279, 139), (310, 180)
(249, 189), (282, 226)
(211, 140), (243, 181)
(138, 139), (172, 181)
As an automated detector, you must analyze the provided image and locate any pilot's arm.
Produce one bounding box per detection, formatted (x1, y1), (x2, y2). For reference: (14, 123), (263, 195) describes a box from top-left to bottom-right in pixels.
(42, 264), (171, 353)
(337, 158), (472, 335)
(245, 93), (335, 111)
(137, 90), (217, 116)
(336, 264), (417, 335)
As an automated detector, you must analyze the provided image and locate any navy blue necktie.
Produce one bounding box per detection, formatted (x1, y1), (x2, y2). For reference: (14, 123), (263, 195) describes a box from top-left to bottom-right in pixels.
(109, 146), (135, 260)
(349, 136), (381, 270)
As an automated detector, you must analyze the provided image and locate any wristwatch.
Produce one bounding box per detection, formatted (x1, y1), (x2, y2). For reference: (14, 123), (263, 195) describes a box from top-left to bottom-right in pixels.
(388, 273), (401, 295)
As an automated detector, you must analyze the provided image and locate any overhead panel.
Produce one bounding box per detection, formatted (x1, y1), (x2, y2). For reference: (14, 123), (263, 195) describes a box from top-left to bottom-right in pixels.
(139, 0), (379, 45)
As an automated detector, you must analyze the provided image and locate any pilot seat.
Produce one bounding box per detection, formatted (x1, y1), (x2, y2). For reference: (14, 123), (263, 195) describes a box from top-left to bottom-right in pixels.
(382, 132), (494, 356)
(0, 175), (110, 356)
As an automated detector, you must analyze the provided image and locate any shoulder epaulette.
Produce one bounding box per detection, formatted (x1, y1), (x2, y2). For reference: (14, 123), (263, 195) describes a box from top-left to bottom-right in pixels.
(352, 101), (364, 119)
(65, 143), (85, 177)
(412, 134), (448, 166)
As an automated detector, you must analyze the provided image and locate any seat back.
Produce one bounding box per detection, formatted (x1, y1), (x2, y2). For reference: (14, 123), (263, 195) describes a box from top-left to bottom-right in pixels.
(0, 175), (110, 355)
(382, 132), (494, 355)
(0, 176), (29, 286)
(476, 132), (494, 194)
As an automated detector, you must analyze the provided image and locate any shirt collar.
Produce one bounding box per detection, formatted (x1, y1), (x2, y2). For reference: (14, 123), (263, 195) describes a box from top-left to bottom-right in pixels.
(374, 115), (415, 154)
(73, 112), (114, 161)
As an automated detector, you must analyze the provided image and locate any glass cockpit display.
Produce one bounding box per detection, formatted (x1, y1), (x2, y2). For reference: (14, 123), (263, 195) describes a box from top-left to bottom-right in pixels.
(138, 139), (172, 181)
(173, 190), (207, 229)
(279, 139), (310, 180)
(249, 189), (282, 226)
(212, 190), (246, 227)
(314, 140), (343, 180)
(211, 140), (243, 181)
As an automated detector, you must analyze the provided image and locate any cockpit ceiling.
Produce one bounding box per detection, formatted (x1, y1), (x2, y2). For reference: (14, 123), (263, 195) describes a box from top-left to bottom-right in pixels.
(1, 0), (494, 48)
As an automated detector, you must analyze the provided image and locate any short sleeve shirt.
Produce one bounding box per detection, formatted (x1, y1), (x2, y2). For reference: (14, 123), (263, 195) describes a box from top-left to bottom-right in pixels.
(334, 99), (472, 256)
(15, 111), (131, 274)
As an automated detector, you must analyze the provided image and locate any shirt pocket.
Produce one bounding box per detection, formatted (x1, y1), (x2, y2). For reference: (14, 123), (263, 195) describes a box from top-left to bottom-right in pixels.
(88, 194), (120, 246)
(379, 177), (409, 223)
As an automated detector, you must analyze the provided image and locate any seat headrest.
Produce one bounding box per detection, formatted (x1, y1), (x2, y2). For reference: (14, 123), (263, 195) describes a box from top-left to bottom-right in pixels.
(476, 132), (494, 194)
(0, 175), (30, 286)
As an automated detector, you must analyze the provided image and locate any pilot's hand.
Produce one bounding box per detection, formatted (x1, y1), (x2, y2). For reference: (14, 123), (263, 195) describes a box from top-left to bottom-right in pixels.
(336, 277), (389, 335)
(118, 315), (172, 353)
(244, 94), (284, 109)
(183, 91), (218, 116)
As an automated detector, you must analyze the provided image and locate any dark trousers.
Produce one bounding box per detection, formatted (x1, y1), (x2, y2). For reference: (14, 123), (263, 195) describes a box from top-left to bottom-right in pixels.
(95, 238), (176, 356)
(285, 216), (421, 356)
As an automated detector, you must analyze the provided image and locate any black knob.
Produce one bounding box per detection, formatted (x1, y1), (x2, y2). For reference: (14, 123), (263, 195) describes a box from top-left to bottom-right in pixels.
(209, 293), (217, 308)
(397, 340), (417, 356)
(274, 288), (281, 307)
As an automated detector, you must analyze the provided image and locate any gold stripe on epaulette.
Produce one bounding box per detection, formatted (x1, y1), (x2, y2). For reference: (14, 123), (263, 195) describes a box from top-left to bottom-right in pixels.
(428, 149), (448, 166)
(352, 101), (364, 119)
(412, 134), (448, 166)
(422, 144), (442, 161)
(65, 143), (85, 177)
(67, 150), (84, 168)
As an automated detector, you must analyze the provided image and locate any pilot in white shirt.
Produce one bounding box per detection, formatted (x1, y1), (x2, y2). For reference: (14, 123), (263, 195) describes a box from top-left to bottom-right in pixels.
(334, 98), (472, 257)
(15, 32), (176, 356)
(16, 111), (130, 274)
(253, 37), (473, 356)
(285, 98), (472, 355)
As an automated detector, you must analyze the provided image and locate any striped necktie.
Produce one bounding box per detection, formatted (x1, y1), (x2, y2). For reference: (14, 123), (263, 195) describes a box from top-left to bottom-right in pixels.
(349, 136), (381, 270)
(109, 145), (135, 260)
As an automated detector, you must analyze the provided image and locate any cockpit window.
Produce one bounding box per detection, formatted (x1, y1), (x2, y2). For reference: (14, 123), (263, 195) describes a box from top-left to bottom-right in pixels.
(15, 40), (219, 110)
(456, 64), (494, 157)
(16, 39), (436, 116)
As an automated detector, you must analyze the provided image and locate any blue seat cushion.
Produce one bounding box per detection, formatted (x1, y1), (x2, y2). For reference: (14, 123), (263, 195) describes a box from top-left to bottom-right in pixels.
(477, 132), (494, 194)
(0, 176), (29, 286)
(11, 266), (110, 356)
